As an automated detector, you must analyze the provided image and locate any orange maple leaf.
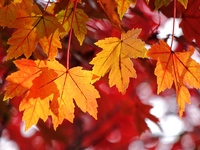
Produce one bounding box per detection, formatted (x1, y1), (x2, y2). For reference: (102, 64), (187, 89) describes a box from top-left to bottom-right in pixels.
(0, 0), (5, 7)
(4, 59), (43, 100)
(0, 3), (17, 28)
(32, 61), (99, 129)
(6, 28), (38, 60)
(16, 0), (34, 14)
(5, 3), (63, 60)
(90, 28), (147, 94)
(5, 59), (100, 130)
(147, 40), (200, 117)
(98, 0), (122, 30)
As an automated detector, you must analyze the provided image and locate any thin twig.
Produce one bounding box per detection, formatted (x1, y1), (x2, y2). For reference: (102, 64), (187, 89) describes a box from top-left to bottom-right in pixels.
(170, 0), (177, 50)
(66, 0), (78, 69)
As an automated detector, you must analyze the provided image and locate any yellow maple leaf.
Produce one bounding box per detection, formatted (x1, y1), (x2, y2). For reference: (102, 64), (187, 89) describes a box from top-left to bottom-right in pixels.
(178, 0), (188, 8)
(90, 28), (147, 94)
(20, 96), (50, 131)
(115, 0), (135, 20)
(57, 3), (89, 45)
(147, 40), (200, 117)
(150, 0), (187, 10)
(39, 30), (62, 60)
(154, 0), (171, 10)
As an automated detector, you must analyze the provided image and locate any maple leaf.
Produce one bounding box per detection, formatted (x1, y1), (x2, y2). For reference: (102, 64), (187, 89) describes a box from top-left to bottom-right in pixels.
(147, 0), (187, 10)
(19, 96), (50, 131)
(6, 28), (38, 60)
(32, 62), (100, 129)
(5, 59), (100, 130)
(147, 40), (200, 117)
(0, 1), (5, 7)
(57, 3), (89, 45)
(9, 3), (34, 29)
(98, 0), (122, 30)
(178, 0), (188, 8)
(16, 0), (34, 14)
(5, 4), (63, 60)
(179, 0), (200, 48)
(13, 0), (22, 3)
(19, 66), (58, 130)
(32, 4), (64, 39)
(90, 28), (147, 94)
(154, 0), (171, 10)
(115, 0), (135, 20)
(4, 59), (42, 100)
(126, 98), (159, 134)
(0, 3), (17, 28)
(39, 30), (61, 60)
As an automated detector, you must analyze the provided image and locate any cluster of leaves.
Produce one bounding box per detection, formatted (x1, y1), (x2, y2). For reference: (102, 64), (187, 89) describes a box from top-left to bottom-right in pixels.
(0, 0), (200, 149)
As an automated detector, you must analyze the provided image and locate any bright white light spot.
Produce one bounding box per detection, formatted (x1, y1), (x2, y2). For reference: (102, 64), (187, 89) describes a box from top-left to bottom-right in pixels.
(146, 119), (162, 135)
(191, 49), (200, 63)
(158, 18), (182, 50)
(158, 18), (182, 39)
(149, 95), (168, 118)
(0, 138), (19, 150)
(145, 44), (151, 49)
(159, 115), (185, 144)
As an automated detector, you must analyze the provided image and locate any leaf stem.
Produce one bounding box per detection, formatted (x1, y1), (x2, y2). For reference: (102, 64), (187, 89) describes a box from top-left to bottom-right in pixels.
(171, 0), (177, 50)
(66, 0), (78, 70)
(44, 0), (51, 11)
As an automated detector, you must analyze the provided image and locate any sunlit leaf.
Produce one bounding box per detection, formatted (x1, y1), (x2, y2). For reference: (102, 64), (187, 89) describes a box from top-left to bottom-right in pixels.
(5, 59), (100, 130)
(115, 0), (135, 20)
(147, 40), (200, 116)
(6, 28), (38, 60)
(39, 30), (62, 60)
(57, 3), (89, 45)
(98, 0), (122, 30)
(90, 28), (147, 93)
(32, 4), (64, 39)
(4, 59), (42, 100)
